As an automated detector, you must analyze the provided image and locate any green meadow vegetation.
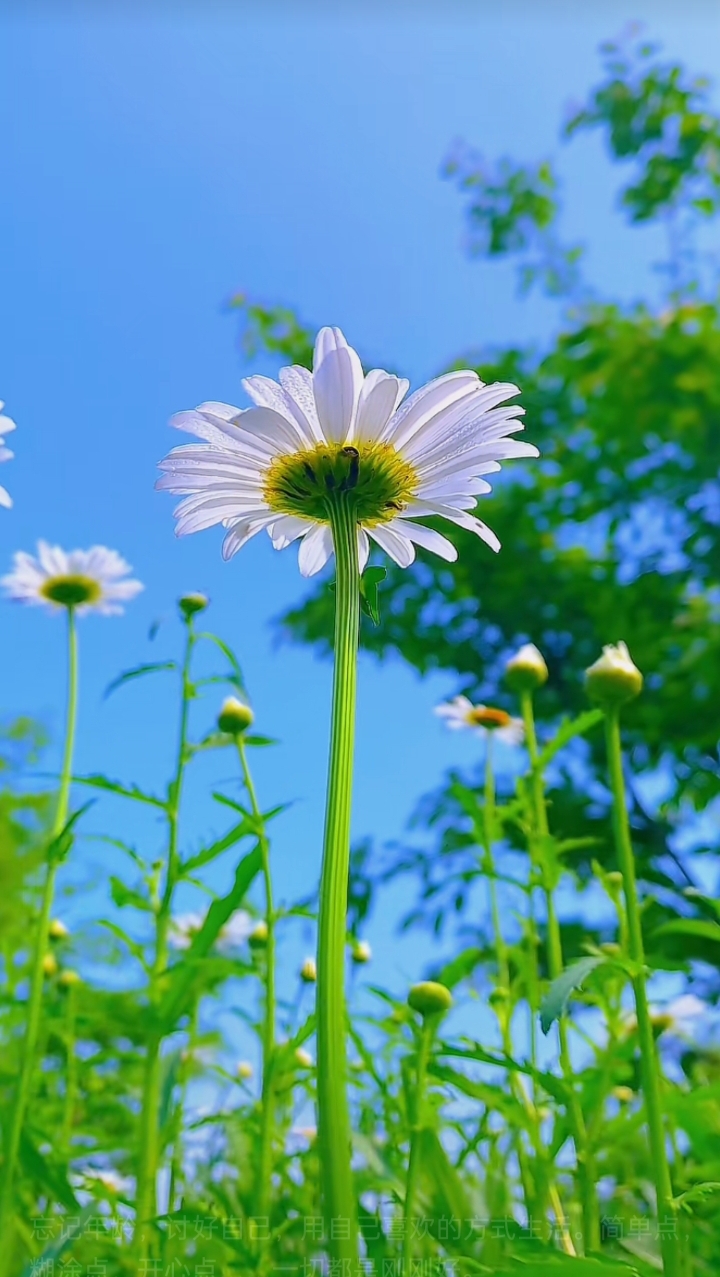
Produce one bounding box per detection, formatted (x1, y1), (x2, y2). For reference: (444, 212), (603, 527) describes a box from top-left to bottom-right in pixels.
(2, 31), (720, 1277)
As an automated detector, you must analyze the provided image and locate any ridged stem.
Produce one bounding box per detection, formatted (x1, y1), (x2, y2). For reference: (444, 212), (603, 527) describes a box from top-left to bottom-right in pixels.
(604, 707), (680, 1277)
(0, 607), (79, 1270)
(402, 1019), (432, 1275)
(520, 688), (599, 1252)
(316, 500), (360, 1266)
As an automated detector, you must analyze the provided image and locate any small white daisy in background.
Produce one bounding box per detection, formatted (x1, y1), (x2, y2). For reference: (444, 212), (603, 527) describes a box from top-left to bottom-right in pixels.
(653, 994), (708, 1039)
(2, 542), (143, 615)
(77, 1166), (134, 1196)
(157, 326), (536, 577)
(169, 908), (253, 952)
(0, 402), (16, 509)
(435, 696), (525, 746)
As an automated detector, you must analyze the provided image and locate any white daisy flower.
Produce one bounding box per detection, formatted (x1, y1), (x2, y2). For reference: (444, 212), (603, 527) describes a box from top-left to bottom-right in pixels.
(0, 403), (16, 509)
(1, 541), (143, 614)
(435, 696), (525, 746)
(157, 327), (536, 577)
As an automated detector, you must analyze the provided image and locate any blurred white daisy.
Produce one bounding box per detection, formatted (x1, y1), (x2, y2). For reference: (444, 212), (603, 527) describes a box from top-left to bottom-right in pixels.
(157, 326), (536, 577)
(435, 696), (524, 746)
(77, 1166), (133, 1196)
(169, 908), (253, 952)
(0, 403), (16, 509)
(2, 542), (143, 614)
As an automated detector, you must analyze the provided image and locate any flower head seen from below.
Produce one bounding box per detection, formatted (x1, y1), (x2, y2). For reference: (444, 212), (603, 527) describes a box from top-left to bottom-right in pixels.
(0, 403), (16, 509)
(2, 542), (143, 615)
(157, 327), (536, 577)
(435, 696), (524, 746)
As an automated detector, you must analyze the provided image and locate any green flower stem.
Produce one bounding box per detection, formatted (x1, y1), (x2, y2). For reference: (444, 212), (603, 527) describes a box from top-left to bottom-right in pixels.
(402, 1018), (432, 1275)
(317, 500), (360, 1267)
(237, 734), (276, 1265)
(61, 980), (78, 1160)
(482, 738), (557, 1245)
(520, 688), (600, 1253)
(166, 998), (199, 1221)
(0, 607), (79, 1267)
(604, 707), (680, 1277)
(134, 619), (195, 1261)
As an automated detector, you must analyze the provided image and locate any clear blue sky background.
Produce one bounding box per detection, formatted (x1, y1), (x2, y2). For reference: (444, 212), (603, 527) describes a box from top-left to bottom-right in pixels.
(2, 2), (719, 1037)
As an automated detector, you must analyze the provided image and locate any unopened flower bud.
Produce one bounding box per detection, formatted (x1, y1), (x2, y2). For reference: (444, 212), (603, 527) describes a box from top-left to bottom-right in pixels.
(236, 1060), (253, 1079)
(179, 592), (209, 620)
(613, 1085), (634, 1103)
(49, 918), (69, 940)
(42, 952), (58, 977)
(488, 985), (511, 1008)
(59, 969), (81, 988)
(505, 643), (548, 694)
(351, 940), (372, 965)
(605, 872), (624, 890)
(408, 981), (453, 1019)
(295, 1047), (313, 1068)
(217, 696), (254, 736)
(600, 942), (622, 957)
(585, 642), (643, 707)
(249, 920), (268, 949)
(300, 957), (317, 984)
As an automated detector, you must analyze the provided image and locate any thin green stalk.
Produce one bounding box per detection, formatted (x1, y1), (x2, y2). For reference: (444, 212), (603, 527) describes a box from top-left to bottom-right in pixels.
(0, 607), (79, 1266)
(520, 688), (600, 1253)
(482, 738), (558, 1246)
(237, 735), (276, 1265)
(134, 619), (195, 1260)
(165, 998), (199, 1220)
(402, 1019), (432, 1275)
(316, 500), (360, 1266)
(604, 708), (680, 1277)
(61, 981), (78, 1160)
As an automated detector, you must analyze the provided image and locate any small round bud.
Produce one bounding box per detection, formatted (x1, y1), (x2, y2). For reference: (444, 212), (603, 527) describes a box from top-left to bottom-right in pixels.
(236, 1060), (253, 1080)
(488, 985), (511, 1009)
(408, 981), (453, 1019)
(179, 593), (209, 620)
(505, 643), (548, 694)
(600, 942), (622, 957)
(295, 1047), (313, 1068)
(612, 1085), (634, 1103)
(300, 957), (317, 984)
(217, 696), (254, 736)
(351, 940), (372, 965)
(585, 642), (643, 707)
(42, 952), (58, 977)
(59, 969), (81, 988)
(49, 918), (69, 940)
(605, 872), (624, 890)
(249, 920), (268, 949)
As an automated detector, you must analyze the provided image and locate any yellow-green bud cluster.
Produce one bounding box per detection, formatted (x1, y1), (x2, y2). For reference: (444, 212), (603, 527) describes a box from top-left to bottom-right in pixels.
(217, 696), (254, 736)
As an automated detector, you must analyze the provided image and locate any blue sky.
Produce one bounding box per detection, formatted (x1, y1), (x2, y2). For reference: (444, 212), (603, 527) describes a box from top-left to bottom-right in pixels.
(2, 2), (719, 1028)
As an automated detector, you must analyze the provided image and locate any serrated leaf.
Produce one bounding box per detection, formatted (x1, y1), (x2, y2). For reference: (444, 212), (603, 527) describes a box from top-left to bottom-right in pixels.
(196, 631), (248, 697)
(76, 773), (168, 810)
(97, 919), (149, 968)
(181, 818), (255, 874)
(46, 798), (95, 863)
(103, 660), (177, 699)
(540, 955), (607, 1034)
(360, 565), (387, 625)
(110, 874), (152, 913)
(536, 709), (604, 770)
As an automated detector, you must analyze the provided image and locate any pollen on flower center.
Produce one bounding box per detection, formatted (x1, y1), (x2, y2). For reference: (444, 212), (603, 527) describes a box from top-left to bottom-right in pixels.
(261, 441), (419, 526)
(467, 707), (512, 729)
(40, 574), (103, 608)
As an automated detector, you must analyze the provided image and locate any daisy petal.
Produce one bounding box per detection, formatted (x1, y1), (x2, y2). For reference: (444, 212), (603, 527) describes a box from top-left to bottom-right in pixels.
(312, 328), (364, 443)
(354, 371), (408, 444)
(392, 520), (458, 562)
(357, 527), (370, 572)
(366, 524), (416, 568)
(298, 524), (335, 577)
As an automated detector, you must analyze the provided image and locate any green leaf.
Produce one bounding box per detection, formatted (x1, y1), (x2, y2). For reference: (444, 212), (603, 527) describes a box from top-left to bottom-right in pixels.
(492, 1257), (640, 1275)
(360, 565), (387, 625)
(97, 919), (149, 968)
(195, 630), (248, 697)
(46, 798), (95, 864)
(19, 1130), (81, 1214)
(109, 874), (152, 913)
(75, 773), (168, 810)
(160, 843), (263, 1030)
(540, 955), (607, 1034)
(536, 709), (604, 770)
(652, 919), (720, 943)
(103, 660), (177, 699)
(243, 734), (279, 747)
(181, 818), (256, 874)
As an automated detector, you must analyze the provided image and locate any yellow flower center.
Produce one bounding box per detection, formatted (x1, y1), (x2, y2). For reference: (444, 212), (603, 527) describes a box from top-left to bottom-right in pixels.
(467, 706), (512, 729)
(262, 440), (418, 526)
(40, 574), (102, 608)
